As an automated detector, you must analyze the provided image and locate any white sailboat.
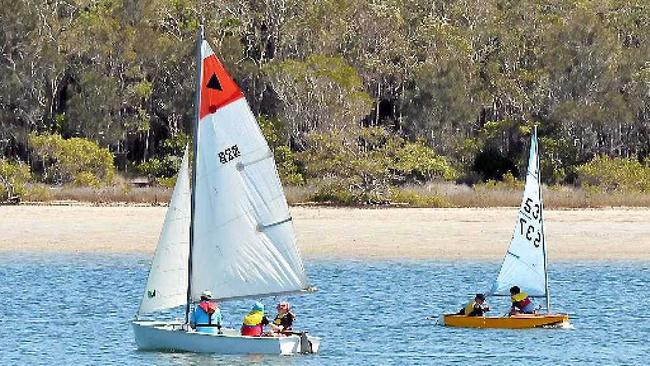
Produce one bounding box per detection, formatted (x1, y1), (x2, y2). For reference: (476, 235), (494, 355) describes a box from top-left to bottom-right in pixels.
(442, 127), (570, 328)
(132, 26), (321, 354)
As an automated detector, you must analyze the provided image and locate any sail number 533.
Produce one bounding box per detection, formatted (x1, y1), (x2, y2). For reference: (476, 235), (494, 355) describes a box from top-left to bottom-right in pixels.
(523, 197), (540, 219)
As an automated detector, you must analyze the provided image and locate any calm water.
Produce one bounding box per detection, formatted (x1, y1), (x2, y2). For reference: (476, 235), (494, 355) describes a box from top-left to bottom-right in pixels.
(0, 254), (647, 365)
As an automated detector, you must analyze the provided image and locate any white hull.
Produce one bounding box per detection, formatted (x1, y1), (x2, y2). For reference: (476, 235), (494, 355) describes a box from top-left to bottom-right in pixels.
(132, 320), (321, 355)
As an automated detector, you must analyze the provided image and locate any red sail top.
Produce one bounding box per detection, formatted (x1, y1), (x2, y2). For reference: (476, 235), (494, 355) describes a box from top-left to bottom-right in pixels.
(199, 54), (244, 119)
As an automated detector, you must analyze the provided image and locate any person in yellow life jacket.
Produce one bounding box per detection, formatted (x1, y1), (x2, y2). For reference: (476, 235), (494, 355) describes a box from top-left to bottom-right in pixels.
(509, 286), (536, 315)
(457, 293), (490, 316)
(269, 301), (295, 336)
(240, 302), (269, 336)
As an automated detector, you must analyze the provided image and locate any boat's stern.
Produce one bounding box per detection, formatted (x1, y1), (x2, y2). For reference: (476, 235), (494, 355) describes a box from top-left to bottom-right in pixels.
(278, 333), (321, 355)
(438, 314), (446, 326)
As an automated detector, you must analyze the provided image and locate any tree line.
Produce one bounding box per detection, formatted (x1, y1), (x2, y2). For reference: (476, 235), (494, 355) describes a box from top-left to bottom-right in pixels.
(1, 0), (648, 192)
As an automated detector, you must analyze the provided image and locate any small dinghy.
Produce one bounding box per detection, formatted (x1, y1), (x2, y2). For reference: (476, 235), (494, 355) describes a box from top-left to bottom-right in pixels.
(442, 127), (570, 329)
(133, 26), (320, 355)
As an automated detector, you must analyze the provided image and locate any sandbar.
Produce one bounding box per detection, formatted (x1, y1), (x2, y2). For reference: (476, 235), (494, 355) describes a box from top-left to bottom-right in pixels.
(1, 205), (649, 260)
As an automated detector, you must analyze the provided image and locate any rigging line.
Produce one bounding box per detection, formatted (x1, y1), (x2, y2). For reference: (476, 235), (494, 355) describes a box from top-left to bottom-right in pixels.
(506, 250), (520, 259)
(511, 255), (546, 282)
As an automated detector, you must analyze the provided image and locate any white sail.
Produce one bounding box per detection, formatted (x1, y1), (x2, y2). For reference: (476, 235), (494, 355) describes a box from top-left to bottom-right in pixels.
(190, 41), (309, 301)
(138, 148), (191, 315)
(490, 131), (547, 297)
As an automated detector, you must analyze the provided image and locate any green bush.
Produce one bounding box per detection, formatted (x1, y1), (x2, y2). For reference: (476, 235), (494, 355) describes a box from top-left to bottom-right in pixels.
(388, 189), (451, 207)
(23, 184), (53, 201)
(274, 145), (304, 186)
(296, 126), (457, 204)
(137, 156), (182, 179)
(156, 176), (177, 189)
(478, 171), (525, 191)
(73, 171), (101, 188)
(308, 178), (389, 205)
(137, 134), (187, 179)
(0, 159), (31, 200)
(393, 139), (458, 182)
(28, 133), (115, 186)
(576, 155), (650, 193)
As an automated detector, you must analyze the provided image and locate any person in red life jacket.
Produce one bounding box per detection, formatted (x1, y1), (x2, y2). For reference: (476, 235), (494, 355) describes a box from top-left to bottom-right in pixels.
(190, 290), (222, 334)
(240, 302), (269, 336)
(509, 286), (536, 315)
(457, 293), (490, 316)
(269, 301), (295, 336)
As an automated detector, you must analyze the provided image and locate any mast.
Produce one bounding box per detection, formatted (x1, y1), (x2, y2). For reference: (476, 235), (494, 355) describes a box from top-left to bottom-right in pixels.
(185, 25), (204, 324)
(536, 125), (551, 313)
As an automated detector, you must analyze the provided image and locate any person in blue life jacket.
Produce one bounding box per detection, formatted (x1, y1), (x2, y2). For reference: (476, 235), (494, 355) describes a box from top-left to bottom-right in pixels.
(509, 286), (536, 315)
(190, 290), (223, 334)
(457, 293), (490, 316)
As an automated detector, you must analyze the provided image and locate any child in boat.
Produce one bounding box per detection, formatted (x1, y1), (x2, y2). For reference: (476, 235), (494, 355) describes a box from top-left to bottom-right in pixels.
(509, 286), (536, 315)
(457, 293), (490, 316)
(190, 290), (222, 334)
(269, 301), (295, 336)
(241, 302), (269, 336)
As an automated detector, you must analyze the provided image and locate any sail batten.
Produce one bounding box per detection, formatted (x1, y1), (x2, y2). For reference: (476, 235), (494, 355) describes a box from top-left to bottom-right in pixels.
(490, 130), (548, 298)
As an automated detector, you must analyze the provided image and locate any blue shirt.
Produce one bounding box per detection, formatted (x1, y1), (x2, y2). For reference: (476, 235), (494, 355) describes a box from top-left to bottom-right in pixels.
(190, 303), (223, 334)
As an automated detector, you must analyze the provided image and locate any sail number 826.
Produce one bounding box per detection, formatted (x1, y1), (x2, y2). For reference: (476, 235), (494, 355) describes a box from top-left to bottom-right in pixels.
(218, 145), (241, 164)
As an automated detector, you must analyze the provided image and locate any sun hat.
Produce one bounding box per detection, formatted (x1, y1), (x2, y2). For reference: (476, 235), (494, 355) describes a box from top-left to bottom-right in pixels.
(252, 302), (265, 312)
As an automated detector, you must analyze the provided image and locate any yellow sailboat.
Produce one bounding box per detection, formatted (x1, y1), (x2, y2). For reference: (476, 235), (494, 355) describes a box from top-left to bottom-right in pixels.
(441, 127), (570, 329)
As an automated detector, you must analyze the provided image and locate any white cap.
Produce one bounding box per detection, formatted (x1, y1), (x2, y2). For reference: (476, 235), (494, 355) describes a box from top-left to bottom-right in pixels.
(201, 290), (212, 299)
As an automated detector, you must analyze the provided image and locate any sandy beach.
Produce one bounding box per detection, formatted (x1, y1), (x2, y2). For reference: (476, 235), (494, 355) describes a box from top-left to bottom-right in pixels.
(1, 205), (649, 260)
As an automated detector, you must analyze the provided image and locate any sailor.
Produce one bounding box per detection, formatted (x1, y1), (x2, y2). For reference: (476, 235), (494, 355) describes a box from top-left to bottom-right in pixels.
(190, 290), (223, 334)
(509, 286), (536, 315)
(457, 293), (490, 316)
(240, 302), (269, 336)
(269, 301), (295, 335)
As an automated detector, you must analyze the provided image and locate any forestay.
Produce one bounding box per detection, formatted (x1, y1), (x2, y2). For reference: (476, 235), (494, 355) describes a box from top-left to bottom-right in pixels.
(490, 131), (547, 297)
(138, 148), (191, 315)
(190, 41), (309, 301)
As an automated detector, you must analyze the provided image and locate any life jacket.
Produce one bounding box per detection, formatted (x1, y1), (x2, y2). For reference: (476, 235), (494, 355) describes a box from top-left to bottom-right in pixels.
(463, 301), (477, 316)
(241, 310), (264, 336)
(511, 292), (532, 310)
(273, 312), (294, 331)
(198, 301), (218, 316)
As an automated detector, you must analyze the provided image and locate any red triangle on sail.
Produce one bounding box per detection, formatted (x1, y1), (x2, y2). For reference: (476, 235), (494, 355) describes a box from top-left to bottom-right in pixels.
(200, 54), (244, 119)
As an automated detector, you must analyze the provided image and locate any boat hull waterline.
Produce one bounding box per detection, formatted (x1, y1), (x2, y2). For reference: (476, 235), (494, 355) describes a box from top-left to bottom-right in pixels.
(133, 321), (321, 355)
(440, 314), (570, 329)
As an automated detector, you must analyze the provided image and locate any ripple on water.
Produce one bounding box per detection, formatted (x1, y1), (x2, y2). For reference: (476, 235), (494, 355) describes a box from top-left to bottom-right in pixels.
(0, 254), (647, 365)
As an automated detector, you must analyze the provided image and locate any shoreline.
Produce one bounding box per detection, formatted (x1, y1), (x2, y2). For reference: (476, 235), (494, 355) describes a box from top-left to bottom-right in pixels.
(1, 205), (649, 260)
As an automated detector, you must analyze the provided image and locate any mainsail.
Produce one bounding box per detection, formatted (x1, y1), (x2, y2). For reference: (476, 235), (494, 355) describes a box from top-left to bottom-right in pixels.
(490, 129), (548, 299)
(189, 40), (309, 301)
(138, 148), (191, 315)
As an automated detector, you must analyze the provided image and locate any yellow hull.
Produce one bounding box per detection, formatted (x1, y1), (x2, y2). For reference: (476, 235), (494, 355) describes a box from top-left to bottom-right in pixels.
(442, 313), (570, 329)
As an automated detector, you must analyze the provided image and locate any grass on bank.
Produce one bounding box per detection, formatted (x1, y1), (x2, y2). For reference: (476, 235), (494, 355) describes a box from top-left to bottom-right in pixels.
(15, 181), (646, 208)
